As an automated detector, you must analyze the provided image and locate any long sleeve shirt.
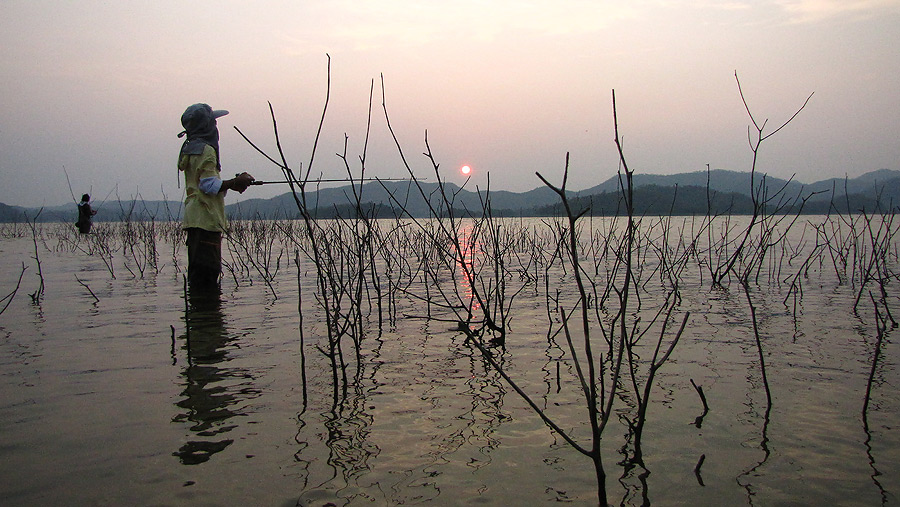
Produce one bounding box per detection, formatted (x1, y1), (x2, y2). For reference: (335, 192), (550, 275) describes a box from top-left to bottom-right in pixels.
(179, 144), (228, 232)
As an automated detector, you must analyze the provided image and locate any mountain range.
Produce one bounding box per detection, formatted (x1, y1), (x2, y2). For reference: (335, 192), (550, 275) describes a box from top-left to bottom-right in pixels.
(3, 168), (899, 223)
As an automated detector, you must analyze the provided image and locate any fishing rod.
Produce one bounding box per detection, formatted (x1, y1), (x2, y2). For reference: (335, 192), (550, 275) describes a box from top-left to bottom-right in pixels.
(63, 164), (114, 210)
(92, 184), (118, 212)
(62, 165), (79, 204)
(243, 177), (418, 186)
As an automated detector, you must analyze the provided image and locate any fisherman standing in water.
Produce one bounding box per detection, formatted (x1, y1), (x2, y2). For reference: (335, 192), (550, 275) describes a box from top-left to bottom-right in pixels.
(75, 193), (96, 234)
(177, 103), (255, 290)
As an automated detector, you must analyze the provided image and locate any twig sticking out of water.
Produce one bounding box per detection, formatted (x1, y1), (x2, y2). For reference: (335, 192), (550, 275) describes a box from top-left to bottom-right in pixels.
(170, 325), (177, 365)
(863, 292), (888, 418)
(25, 209), (45, 303)
(694, 454), (706, 487)
(62, 165), (79, 204)
(743, 281), (773, 410)
(0, 263), (27, 316)
(706, 73), (813, 289)
(238, 55), (360, 403)
(74, 275), (99, 303)
(863, 295), (889, 503)
(690, 379), (709, 428)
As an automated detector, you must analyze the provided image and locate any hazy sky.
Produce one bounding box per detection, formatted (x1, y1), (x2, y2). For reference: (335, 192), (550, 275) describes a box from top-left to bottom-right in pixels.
(1, 0), (898, 207)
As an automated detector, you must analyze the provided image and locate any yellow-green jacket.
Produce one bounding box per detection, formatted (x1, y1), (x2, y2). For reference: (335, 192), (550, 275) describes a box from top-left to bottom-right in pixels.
(179, 144), (227, 232)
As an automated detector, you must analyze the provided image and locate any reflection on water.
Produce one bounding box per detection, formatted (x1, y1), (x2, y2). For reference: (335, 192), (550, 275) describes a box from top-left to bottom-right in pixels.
(456, 224), (480, 314)
(172, 287), (257, 465)
(295, 333), (383, 506)
(294, 325), (513, 506)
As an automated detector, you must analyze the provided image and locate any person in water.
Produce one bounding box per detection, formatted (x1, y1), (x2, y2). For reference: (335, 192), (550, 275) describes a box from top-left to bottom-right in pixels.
(75, 193), (96, 234)
(177, 103), (255, 290)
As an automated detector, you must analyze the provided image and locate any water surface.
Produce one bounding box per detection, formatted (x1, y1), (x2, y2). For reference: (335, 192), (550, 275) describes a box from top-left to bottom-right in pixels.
(0, 217), (897, 505)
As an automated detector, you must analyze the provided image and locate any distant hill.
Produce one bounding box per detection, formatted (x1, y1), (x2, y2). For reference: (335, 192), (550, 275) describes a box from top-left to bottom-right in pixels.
(0, 202), (74, 223)
(3, 168), (899, 222)
(227, 169), (900, 218)
(228, 180), (568, 219)
(580, 169), (816, 198)
(0, 202), (25, 223)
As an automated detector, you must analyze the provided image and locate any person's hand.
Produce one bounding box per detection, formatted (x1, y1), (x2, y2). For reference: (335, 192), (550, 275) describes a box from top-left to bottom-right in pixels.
(230, 172), (255, 193)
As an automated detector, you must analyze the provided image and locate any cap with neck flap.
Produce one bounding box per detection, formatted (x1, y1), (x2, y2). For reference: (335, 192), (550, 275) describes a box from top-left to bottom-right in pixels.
(178, 103), (228, 168)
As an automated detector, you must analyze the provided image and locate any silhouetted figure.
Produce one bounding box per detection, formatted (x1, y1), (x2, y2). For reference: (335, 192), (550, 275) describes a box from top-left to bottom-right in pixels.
(177, 103), (255, 289)
(75, 193), (96, 234)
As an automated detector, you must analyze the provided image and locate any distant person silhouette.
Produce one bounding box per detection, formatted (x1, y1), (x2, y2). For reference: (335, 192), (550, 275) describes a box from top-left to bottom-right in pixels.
(177, 103), (255, 290)
(75, 193), (96, 234)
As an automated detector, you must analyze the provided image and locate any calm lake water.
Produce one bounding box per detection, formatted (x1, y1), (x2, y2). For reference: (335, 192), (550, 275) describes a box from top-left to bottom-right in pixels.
(0, 216), (897, 505)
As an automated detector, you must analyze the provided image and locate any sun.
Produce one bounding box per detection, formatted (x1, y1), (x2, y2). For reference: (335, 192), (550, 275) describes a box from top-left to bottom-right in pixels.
(460, 165), (472, 175)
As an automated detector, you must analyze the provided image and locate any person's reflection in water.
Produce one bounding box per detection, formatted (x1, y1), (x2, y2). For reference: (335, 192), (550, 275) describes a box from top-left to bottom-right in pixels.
(172, 287), (251, 465)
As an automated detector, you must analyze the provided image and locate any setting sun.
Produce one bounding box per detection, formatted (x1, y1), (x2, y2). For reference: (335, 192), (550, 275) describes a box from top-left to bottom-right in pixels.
(461, 165), (471, 175)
